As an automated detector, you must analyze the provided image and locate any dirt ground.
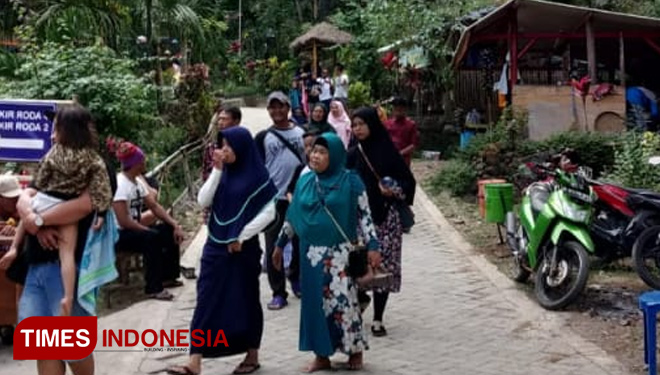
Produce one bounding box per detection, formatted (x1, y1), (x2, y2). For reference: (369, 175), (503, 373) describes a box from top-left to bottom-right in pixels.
(413, 160), (648, 374)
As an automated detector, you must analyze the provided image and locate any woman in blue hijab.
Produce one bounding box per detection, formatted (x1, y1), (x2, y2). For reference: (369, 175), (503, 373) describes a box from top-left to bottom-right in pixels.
(168, 127), (277, 375)
(273, 132), (381, 372)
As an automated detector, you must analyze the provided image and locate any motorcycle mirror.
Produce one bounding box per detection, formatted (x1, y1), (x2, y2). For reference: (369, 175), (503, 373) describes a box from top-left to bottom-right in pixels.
(649, 156), (660, 166)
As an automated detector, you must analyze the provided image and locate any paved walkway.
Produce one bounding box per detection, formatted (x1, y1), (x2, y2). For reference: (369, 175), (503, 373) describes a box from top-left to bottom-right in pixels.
(0, 107), (632, 374)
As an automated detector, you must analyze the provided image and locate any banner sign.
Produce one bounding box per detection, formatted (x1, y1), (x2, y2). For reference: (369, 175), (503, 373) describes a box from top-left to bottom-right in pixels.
(0, 100), (58, 162)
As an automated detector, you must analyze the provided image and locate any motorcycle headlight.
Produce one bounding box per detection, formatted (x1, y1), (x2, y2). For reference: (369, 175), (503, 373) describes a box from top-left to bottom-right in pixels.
(561, 201), (590, 222)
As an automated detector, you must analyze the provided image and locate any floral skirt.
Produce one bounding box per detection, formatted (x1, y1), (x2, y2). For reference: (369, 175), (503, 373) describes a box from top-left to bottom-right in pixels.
(300, 242), (368, 356)
(374, 204), (403, 293)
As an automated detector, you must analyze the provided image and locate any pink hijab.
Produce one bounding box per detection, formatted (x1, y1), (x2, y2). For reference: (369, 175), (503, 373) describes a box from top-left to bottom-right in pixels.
(327, 100), (352, 148)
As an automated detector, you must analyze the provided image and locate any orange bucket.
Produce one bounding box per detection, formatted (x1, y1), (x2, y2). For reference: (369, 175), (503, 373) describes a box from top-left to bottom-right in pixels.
(478, 179), (506, 218)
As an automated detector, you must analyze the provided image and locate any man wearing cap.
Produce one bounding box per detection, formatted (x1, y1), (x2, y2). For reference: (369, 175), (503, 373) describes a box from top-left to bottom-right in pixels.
(255, 91), (305, 310)
(0, 175), (21, 236)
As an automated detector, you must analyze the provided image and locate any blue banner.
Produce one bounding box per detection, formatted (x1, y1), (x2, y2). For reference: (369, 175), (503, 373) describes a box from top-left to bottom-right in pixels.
(0, 100), (58, 162)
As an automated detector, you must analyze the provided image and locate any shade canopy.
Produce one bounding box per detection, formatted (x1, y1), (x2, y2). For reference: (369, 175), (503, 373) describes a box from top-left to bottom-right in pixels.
(289, 22), (353, 51)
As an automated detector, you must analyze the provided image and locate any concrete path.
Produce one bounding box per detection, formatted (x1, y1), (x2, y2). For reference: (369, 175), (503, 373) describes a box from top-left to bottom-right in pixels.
(0, 106), (632, 375)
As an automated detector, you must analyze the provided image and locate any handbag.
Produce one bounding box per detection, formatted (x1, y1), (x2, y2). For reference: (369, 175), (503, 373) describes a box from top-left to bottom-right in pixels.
(357, 144), (415, 232)
(320, 202), (369, 279)
(319, 187), (392, 288)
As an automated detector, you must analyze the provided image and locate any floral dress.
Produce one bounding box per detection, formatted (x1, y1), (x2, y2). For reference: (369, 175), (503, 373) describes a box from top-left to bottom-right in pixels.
(278, 190), (379, 356)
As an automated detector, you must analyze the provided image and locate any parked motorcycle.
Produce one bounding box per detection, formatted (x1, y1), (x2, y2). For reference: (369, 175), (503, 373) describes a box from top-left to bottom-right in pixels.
(628, 156), (660, 289)
(506, 163), (596, 310)
(517, 150), (660, 289)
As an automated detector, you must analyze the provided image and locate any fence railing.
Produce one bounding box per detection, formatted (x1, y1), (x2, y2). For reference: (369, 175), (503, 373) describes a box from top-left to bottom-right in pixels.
(148, 114), (217, 212)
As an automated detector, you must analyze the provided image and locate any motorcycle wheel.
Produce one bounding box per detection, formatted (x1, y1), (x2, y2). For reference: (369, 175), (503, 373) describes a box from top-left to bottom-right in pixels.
(632, 226), (660, 289)
(509, 225), (531, 283)
(534, 241), (590, 311)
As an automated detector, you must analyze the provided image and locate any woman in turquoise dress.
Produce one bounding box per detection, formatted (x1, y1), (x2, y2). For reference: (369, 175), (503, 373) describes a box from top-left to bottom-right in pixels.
(273, 132), (381, 372)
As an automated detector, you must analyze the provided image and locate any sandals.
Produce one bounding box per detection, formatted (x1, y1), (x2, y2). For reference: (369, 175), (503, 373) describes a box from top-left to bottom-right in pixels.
(163, 280), (184, 288)
(371, 323), (387, 337)
(167, 365), (199, 375)
(148, 290), (174, 301)
(181, 266), (197, 279)
(233, 362), (261, 374)
(347, 353), (363, 371)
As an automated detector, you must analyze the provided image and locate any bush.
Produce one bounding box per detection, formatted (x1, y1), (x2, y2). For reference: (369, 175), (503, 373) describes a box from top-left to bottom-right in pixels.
(348, 81), (372, 109)
(604, 131), (660, 190)
(251, 57), (293, 93)
(0, 41), (159, 144)
(530, 131), (617, 179)
(449, 107), (618, 195)
(429, 159), (477, 197)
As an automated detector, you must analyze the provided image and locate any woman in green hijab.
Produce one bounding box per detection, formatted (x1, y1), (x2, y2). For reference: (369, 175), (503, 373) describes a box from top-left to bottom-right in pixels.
(307, 102), (336, 135)
(273, 132), (381, 372)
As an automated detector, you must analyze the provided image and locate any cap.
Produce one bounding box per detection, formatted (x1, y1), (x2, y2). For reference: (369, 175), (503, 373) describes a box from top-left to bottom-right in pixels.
(0, 176), (21, 198)
(267, 91), (290, 107)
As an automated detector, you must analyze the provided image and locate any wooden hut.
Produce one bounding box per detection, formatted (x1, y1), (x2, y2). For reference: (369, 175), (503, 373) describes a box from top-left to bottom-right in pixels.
(451, 0), (660, 140)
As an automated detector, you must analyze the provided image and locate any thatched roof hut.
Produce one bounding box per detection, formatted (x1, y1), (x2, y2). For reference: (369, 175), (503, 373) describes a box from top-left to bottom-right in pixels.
(289, 22), (352, 51)
(290, 22), (352, 70)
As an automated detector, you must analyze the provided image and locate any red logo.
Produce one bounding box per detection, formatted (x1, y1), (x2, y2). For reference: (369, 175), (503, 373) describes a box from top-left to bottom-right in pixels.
(13, 317), (97, 360)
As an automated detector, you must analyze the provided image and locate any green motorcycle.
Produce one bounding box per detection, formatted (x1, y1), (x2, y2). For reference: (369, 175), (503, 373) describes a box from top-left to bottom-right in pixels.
(505, 163), (597, 310)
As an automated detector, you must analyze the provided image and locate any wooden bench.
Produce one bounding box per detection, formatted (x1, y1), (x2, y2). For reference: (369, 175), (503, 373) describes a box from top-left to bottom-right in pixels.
(115, 251), (143, 285)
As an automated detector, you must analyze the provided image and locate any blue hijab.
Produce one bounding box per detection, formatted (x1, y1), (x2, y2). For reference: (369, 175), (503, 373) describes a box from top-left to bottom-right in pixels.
(287, 132), (357, 247)
(208, 127), (278, 244)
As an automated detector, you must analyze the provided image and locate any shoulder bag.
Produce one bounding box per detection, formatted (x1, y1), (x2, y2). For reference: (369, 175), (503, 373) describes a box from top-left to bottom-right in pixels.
(357, 144), (415, 232)
(268, 128), (304, 165)
(317, 178), (392, 288)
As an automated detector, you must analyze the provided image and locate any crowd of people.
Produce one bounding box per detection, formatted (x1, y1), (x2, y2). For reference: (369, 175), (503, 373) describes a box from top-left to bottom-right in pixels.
(0, 70), (421, 374)
(170, 87), (420, 374)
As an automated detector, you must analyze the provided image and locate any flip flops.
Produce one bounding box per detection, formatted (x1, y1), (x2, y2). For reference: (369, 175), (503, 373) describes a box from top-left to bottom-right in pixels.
(148, 290), (174, 301)
(233, 362), (261, 374)
(180, 266), (197, 279)
(166, 365), (199, 375)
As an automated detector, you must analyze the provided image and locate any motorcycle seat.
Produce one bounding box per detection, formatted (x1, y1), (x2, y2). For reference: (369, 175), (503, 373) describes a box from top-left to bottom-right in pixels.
(628, 194), (660, 210)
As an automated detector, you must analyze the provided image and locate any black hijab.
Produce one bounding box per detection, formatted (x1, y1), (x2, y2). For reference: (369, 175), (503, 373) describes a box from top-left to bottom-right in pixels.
(308, 102), (336, 135)
(347, 107), (416, 226)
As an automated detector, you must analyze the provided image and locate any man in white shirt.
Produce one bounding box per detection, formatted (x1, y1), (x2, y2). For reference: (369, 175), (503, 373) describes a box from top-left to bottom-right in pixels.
(333, 63), (349, 106)
(112, 142), (185, 301)
(317, 68), (333, 110)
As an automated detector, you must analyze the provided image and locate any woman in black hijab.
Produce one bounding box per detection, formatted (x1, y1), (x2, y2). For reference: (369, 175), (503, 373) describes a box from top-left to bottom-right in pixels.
(346, 107), (416, 337)
(307, 102), (336, 135)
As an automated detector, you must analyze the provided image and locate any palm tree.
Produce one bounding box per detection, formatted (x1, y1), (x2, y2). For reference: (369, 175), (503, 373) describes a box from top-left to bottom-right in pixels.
(24, 0), (128, 47)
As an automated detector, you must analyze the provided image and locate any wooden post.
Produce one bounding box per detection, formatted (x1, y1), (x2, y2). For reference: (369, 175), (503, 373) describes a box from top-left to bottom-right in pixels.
(509, 9), (518, 94)
(181, 152), (195, 200)
(586, 15), (596, 83)
(619, 32), (626, 87)
(312, 40), (318, 77)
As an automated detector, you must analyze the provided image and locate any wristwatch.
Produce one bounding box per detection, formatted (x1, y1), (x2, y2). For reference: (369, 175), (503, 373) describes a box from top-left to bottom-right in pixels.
(34, 214), (44, 228)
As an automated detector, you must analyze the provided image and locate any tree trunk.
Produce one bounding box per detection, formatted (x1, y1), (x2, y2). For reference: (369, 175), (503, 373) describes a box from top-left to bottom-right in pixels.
(294, 0), (303, 23)
(146, 0), (153, 41)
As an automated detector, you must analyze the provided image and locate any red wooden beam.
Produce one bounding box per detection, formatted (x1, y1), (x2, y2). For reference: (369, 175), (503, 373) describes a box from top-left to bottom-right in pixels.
(645, 38), (660, 56)
(510, 12), (518, 88)
(473, 31), (660, 42)
(517, 38), (538, 60)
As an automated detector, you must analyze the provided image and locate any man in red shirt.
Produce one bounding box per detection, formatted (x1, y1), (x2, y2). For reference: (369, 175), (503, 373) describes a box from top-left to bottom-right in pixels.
(384, 97), (419, 167)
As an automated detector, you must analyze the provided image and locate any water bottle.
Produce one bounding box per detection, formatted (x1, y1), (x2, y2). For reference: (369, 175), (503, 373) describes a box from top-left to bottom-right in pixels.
(380, 176), (397, 189)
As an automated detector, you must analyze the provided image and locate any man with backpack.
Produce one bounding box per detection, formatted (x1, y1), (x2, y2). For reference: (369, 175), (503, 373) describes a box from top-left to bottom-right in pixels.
(255, 91), (306, 310)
